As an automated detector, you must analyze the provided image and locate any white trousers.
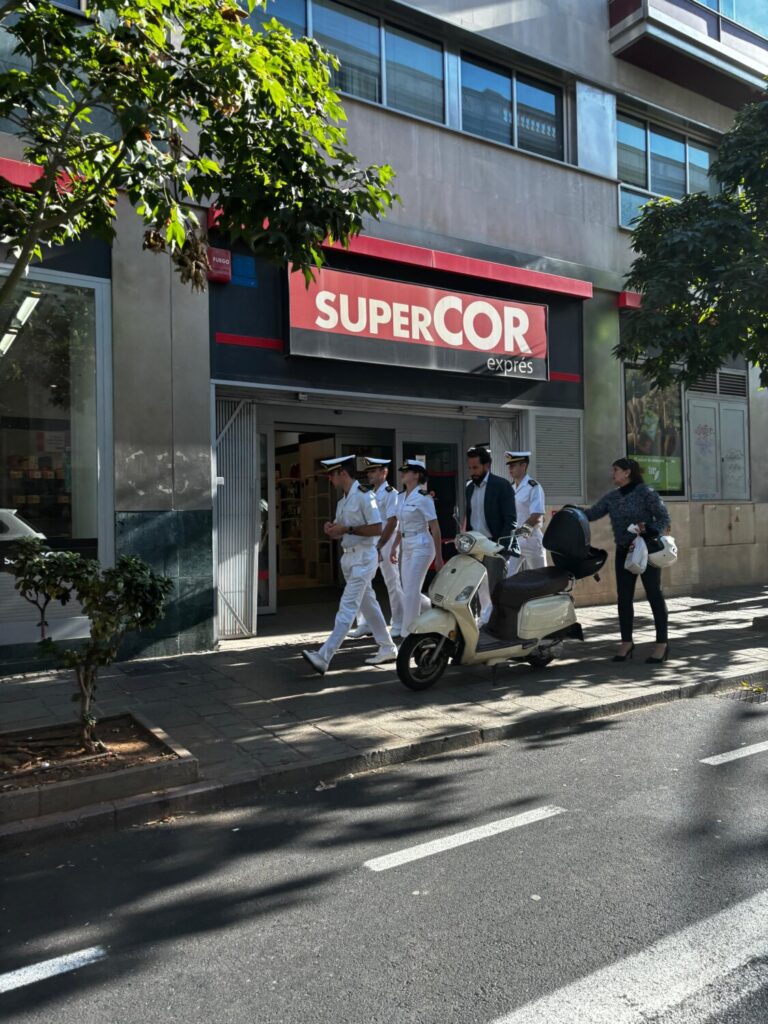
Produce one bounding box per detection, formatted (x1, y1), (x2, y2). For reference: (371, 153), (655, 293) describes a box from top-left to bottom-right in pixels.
(354, 535), (405, 634)
(319, 548), (393, 664)
(400, 534), (434, 635)
(507, 535), (547, 576)
(477, 555), (507, 624)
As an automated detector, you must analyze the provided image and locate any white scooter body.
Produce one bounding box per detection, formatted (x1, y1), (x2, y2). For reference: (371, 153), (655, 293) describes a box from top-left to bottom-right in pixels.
(409, 532), (578, 667)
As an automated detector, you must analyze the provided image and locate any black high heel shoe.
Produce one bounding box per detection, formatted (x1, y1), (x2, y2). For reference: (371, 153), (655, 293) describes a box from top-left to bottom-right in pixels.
(645, 643), (670, 665)
(612, 643), (635, 662)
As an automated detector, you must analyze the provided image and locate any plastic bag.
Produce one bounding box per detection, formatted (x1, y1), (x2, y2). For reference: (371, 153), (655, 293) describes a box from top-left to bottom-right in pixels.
(624, 535), (648, 575)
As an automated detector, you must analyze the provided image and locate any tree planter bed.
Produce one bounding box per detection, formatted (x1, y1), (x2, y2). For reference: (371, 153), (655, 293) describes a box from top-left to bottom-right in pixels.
(0, 713), (198, 824)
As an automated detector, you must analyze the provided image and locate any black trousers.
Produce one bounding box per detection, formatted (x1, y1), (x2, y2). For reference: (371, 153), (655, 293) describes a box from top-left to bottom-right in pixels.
(615, 546), (668, 643)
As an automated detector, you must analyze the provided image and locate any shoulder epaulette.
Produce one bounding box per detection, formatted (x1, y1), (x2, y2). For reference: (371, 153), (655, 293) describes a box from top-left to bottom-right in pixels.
(418, 489), (429, 496)
(528, 478), (539, 487)
(385, 485), (394, 492)
(358, 483), (372, 493)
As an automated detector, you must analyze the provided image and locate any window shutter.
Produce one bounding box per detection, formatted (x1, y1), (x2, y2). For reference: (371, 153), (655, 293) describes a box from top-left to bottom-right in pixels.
(533, 414), (583, 502)
(718, 372), (747, 398)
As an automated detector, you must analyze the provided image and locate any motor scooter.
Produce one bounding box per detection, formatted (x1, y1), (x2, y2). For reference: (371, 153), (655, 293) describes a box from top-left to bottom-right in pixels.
(396, 507), (606, 691)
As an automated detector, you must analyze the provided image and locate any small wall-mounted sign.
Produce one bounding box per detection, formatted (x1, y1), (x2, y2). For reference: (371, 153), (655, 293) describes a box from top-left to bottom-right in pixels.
(207, 247), (232, 283)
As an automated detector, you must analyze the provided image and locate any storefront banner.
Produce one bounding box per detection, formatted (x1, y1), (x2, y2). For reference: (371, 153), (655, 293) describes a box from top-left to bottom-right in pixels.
(289, 268), (548, 380)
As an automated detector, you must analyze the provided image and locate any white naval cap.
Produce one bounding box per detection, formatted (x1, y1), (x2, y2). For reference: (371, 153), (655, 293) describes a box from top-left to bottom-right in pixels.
(361, 456), (391, 468)
(320, 454), (356, 471)
(399, 458), (426, 472)
(505, 450), (531, 463)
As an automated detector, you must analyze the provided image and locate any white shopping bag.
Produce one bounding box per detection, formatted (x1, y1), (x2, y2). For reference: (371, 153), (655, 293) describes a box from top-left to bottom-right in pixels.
(624, 524), (648, 575)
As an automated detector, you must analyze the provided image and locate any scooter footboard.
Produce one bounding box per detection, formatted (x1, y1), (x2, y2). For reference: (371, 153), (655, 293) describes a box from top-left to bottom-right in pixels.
(407, 607), (456, 639)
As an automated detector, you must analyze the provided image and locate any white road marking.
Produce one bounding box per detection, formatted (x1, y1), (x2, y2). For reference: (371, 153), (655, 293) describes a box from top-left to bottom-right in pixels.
(700, 739), (768, 765)
(492, 888), (768, 1024)
(363, 805), (566, 872)
(0, 946), (107, 994)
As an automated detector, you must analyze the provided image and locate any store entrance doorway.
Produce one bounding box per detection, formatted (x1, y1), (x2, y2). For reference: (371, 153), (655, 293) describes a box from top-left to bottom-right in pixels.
(274, 426), (393, 596)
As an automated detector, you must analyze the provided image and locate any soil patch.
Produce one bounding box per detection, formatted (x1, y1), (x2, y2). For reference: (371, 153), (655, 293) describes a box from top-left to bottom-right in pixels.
(0, 715), (177, 791)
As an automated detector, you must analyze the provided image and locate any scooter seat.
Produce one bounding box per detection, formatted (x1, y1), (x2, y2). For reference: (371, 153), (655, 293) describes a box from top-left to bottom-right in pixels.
(492, 567), (571, 609)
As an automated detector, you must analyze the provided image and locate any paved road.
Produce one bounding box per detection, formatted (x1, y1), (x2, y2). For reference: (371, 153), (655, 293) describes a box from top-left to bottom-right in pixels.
(1, 694), (766, 1023)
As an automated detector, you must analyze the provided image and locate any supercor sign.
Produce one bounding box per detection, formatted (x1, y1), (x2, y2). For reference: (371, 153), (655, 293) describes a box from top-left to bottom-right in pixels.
(288, 267), (548, 380)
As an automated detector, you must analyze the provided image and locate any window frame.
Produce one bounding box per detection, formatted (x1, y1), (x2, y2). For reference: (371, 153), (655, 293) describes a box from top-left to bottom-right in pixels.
(457, 52), (565, 162)
(617, 112), (719, 229)
(0, 263), (114, 565)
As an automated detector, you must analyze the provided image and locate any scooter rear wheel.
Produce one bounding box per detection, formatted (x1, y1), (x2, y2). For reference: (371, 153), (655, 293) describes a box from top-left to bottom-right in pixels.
(527, 647), (555, 669)
(397, 633), (450, 690)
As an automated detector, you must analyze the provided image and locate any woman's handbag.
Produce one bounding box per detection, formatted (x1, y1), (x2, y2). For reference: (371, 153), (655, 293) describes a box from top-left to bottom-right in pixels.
(647, 535), (678, 569)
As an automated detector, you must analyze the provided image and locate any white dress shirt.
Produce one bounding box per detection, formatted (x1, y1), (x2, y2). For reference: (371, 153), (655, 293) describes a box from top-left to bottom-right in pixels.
(469, 471), (491, 538)
(513, 473), (546, 536)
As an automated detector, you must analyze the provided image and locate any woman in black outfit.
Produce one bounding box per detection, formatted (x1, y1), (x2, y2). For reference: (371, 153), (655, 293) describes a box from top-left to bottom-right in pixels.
(585, 458), (672, 665)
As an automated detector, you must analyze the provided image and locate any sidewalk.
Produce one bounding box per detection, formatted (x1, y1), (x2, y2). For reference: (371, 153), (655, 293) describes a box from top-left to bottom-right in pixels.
(3, 585), (768, 843)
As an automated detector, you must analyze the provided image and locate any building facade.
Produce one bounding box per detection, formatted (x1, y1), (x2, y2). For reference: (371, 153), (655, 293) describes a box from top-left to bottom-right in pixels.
(1, 0), (767, 662)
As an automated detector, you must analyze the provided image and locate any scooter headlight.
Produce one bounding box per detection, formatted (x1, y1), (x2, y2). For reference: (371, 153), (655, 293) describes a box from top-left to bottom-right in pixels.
(455, 583), (479, 602)
(455, 533), (476, 554)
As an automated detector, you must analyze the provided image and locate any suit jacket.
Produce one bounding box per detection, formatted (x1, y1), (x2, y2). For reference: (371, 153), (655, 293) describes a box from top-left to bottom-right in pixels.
(465, 472), (519, 556)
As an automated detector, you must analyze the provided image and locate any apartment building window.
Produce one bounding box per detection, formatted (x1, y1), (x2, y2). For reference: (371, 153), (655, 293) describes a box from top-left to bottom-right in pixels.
(701, 1), (768, 40)
(385, 26), (444, 123)
(258, 0), (306, 36)
(314, 1), (380, 103)
(460, 57), (563, 159)
(517, 75), (563, 161)
(460, 57), (513, 145)
(618, 114), (717, 227)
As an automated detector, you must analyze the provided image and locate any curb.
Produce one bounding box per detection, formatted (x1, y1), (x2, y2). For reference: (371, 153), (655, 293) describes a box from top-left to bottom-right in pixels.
(3, 666), (767, 852)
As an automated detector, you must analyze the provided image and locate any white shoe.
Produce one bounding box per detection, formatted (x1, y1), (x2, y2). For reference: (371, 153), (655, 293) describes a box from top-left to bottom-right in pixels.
(302, 649), (329, 675)
(348, 625), (373, 639)
(365, 646), (398, 665)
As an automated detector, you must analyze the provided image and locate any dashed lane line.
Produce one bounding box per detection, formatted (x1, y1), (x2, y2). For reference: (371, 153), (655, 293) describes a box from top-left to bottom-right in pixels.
(363, 805), (566, 872)
(700, 739), (768, 766)
(491, 888), (768, 1024)
(0, 946), (107, 994)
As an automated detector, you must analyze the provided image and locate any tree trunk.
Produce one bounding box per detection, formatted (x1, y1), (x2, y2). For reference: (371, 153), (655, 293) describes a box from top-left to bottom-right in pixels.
(77, 664), (103, 753)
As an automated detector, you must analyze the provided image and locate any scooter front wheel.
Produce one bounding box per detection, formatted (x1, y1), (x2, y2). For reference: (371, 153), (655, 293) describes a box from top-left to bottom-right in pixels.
(397, 633), (450, 691)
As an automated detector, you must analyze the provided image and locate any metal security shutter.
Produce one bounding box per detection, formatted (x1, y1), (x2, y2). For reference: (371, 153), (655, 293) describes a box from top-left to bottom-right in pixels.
(490, 417), (521, 477)
(215, 398), (259, 638)
(533, 413), (584, 502)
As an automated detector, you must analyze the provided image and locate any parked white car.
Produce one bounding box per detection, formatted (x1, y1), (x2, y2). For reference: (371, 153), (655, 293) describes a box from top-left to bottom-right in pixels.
(0, 509), (46, 543)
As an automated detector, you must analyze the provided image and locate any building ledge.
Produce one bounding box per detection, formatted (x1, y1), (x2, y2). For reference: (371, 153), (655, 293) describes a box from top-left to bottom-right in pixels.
(608, 0), (767, 108)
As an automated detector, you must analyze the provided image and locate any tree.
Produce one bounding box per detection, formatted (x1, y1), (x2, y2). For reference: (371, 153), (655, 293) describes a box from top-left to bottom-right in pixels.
(0, 0), (397, 307)
(614, 92), (768, 389)
(11, 539), (173, 752)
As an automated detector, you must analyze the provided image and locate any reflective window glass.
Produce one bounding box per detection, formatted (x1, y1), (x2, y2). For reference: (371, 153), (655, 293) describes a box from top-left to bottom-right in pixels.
(515, 75), (562, 160)
(256, 0), (306, 36)
(727, 1), (768, 39)
(688, 142), (717, 196)
(620, 186), (651, 229)
(625, 367), (685, 496)
(460, 56), (512, 145)
(650, 127), (686, 199)
(0, 278), (98, 557)
(617, 116), (647, 189)
(385, 26), (444, 123)
(314, 1), (380, 103)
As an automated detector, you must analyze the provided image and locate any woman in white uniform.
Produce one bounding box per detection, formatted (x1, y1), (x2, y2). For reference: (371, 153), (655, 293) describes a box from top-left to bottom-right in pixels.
(392, 459), (443, 636)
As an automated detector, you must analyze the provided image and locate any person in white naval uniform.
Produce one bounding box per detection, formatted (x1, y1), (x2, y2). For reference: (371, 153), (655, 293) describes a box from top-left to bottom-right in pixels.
(505, 450), (547, 574)
(390, 459), (443, 636)
(348, 457), (405, 639)
(302, 456), (397, 675)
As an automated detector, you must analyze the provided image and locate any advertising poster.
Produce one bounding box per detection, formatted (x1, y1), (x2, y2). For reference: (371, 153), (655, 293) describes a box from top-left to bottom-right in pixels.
(624, 367), (684, 495)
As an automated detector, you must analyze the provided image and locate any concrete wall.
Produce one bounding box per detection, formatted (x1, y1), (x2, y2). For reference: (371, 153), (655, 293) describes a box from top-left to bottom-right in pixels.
(111, 198), (215, 655)
(344, 100), (631, 281)
(401, 0), (736, 133)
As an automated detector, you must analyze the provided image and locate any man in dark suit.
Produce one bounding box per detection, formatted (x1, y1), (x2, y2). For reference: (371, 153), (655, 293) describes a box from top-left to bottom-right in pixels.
(463, 446), (519, 624)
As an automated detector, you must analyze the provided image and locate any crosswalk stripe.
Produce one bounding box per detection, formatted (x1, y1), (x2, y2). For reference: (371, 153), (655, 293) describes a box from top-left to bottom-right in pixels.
(492, 889), (768, 1024)
(364, 805), (566, 871)
(0, 946), (107, 994)
(700, 738), (768, 765)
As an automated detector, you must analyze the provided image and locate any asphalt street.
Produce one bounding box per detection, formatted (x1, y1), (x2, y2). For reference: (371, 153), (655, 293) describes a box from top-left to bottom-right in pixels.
(1, 694), (766, 1023)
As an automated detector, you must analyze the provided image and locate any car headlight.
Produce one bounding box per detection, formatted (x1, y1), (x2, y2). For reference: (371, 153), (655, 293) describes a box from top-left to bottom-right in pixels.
(455, 533), (476, 554)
